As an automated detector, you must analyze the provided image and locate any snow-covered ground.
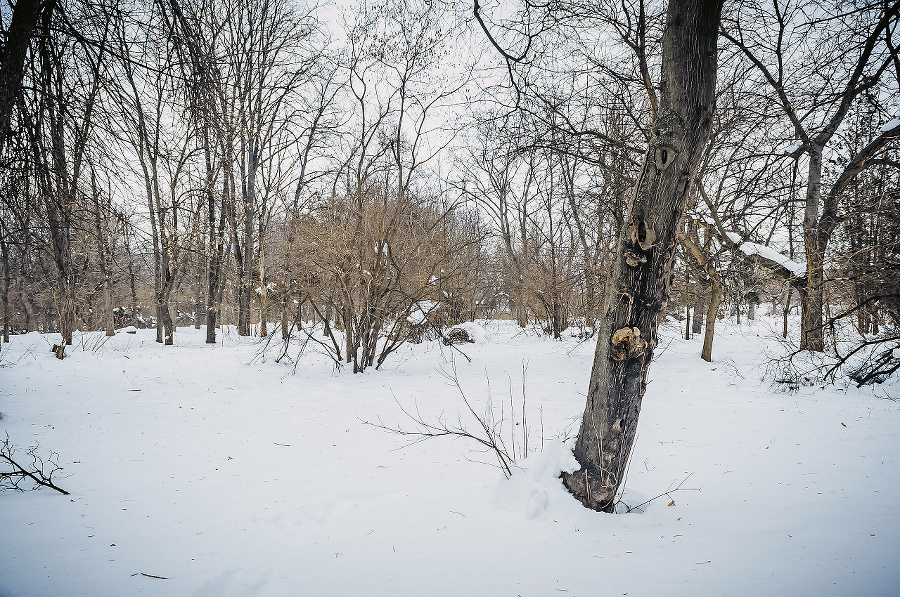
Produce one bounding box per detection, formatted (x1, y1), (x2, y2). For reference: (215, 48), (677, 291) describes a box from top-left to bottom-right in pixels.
(1, 317), (898, 596)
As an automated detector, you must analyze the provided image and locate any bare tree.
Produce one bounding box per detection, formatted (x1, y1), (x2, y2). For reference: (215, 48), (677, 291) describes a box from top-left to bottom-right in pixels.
(559, 0), (725, 512)
(721, 0), (900, 351)
(16, 1), (112, 344)
(111, 6), (204, 343)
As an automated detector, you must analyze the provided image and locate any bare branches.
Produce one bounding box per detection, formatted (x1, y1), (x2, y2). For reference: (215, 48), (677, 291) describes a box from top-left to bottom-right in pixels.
(1, 433), (70, 495)
(617, 473), (700, 513)
(367, 364), (535, 479)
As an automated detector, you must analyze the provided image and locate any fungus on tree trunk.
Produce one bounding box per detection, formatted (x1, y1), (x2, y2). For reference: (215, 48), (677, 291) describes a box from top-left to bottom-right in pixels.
(561, 0), (724, 512)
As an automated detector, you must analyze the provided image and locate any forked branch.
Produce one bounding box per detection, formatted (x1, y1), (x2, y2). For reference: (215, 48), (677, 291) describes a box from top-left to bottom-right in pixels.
(1, 433), (70, 495)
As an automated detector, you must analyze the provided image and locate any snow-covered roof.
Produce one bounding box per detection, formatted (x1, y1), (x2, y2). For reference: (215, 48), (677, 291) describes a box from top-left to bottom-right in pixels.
(726, 232), (805, 277)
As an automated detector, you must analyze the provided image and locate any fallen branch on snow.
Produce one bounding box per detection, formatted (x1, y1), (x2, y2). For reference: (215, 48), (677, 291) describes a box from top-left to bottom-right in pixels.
(1, 432), (70, 495)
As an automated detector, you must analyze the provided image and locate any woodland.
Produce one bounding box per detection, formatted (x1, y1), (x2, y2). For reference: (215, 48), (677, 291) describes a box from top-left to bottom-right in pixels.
(0, 0), (898, 514)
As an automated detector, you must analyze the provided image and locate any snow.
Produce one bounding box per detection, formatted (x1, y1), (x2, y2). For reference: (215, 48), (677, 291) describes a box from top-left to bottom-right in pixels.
(726, 232), (806, 277)
(406, 300), (439, 325)
(879, 118), (900, 134)
(1, 320), (899, 596)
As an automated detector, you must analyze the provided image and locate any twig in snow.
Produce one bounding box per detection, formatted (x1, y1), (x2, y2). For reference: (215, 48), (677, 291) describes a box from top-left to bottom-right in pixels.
(617, 473), (700, 513)
(365, 363), (536, 478)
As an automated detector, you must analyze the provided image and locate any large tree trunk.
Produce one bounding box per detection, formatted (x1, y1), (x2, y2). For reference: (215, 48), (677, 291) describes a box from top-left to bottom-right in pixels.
(562, 0), (723, 512)
(161, 299), (174, 345)
(237, 283), (252, 336)
(0, 0), (47, 157)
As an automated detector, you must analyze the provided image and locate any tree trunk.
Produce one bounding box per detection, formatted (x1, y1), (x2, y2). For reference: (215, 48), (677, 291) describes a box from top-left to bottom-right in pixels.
(104, 275), (114, 336)
(692, 294), (703, 335)
(281, 292), (290, 339)
(60, 277), (75, 345)
(237, 284), (252, 336)
(1, 241), (10, 342)
(800, 147), (825, 351)
(20, 282), (37, 333)
(516, 284), (528, 327)
(0, 0), (46, 157)
(782, 287), (791, 338)
(206, 140), (226, 344)
(701, 277), (723, 362)
(162, 301), (174, 345)
(156, 302), (164, 343)
(562, 0), (723, 512)
(258, 242), (267, 337)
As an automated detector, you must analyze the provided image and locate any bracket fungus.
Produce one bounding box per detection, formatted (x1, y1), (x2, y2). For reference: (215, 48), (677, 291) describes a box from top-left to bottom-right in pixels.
(610, 326), (649, 361)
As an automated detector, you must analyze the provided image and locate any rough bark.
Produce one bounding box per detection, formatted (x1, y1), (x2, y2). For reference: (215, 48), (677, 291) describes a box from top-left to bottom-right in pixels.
(562, 0), (723, 512)
(0, 0), (48, 157)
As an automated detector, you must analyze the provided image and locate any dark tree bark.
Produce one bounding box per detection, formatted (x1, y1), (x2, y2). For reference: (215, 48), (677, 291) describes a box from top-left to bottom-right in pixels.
(0, 0), (50, 157)
(562, 0), (724, 512)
